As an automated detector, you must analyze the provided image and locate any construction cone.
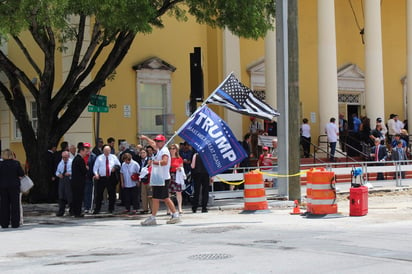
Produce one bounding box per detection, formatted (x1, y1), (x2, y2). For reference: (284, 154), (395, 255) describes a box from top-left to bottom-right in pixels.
(290, 200), (302, 215)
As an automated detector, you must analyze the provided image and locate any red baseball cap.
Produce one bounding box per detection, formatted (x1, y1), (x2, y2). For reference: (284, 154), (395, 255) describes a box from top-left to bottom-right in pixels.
(154, 134), (166, 141)
(83, 142), (91, 148)
(263, 146), (269, 151)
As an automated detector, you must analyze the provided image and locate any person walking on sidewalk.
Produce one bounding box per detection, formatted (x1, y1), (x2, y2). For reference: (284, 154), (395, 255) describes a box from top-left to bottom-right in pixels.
(140, 134), (181, 225)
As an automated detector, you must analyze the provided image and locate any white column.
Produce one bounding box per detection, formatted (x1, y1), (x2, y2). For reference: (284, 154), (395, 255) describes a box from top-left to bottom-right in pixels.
(318, 0), (339, 134)
(265, 28), (277, 110)
(407, 0), (412, 127)
(223, 28), (243, 139)
(364, 0), (385, 127)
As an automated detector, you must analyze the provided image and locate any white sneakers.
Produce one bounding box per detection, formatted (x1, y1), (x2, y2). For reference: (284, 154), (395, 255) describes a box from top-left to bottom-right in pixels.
(141, 217), (157, 226)
(166, 216), (181, 224)
(141, 215), (181, 225)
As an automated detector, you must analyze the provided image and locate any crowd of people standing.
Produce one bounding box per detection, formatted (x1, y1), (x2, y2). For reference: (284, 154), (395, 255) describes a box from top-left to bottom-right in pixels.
(1, 135), (211, 227)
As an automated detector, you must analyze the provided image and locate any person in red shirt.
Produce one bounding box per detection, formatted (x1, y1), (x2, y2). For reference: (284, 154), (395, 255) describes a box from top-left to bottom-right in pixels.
(258, 146), (273, 171)
(168, 144), (184, 214)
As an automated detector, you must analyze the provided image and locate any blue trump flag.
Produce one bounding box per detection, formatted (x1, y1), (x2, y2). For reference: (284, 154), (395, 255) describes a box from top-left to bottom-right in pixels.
(177, 106), (247, 176)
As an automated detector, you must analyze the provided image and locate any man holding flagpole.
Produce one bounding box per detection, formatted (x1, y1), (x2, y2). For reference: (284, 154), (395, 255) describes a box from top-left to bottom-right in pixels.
(140, 134), (181, 226)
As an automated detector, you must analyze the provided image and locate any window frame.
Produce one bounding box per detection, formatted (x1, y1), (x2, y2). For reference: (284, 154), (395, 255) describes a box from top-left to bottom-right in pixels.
(136, 69), (172, 136)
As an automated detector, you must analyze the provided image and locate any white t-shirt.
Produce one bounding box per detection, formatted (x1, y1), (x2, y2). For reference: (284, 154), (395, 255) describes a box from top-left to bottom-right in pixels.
(395, 120), (404, 134)
(388, 119), (397, 135)
(153, 145), (171, 180)
(301, 123), (311, 138)
(325, 122), (339, 143)
(120, 160), (140, 188)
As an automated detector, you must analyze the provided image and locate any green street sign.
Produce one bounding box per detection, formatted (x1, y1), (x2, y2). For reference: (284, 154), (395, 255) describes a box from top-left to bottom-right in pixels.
(90, 95), (107, 107)
(88, 105), (109, 113)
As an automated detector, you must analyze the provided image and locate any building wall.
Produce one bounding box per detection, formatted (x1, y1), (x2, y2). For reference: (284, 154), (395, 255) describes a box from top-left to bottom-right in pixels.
(94, 15), (209, 147)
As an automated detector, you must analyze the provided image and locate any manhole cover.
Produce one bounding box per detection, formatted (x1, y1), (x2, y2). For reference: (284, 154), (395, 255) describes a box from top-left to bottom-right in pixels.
(188, 253), (232, 261)
(191, 225), (244, 233)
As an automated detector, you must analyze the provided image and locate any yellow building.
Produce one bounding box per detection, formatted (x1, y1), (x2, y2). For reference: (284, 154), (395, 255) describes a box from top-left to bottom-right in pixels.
(1, 1), (410, 161)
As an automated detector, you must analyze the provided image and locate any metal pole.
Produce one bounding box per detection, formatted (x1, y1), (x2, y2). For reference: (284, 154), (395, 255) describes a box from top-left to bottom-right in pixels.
(276, 0), (289, 198)
(96, 112), (100, 143)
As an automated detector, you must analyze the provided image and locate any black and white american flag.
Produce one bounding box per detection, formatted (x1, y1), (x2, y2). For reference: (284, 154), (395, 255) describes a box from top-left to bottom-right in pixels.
(205, 73), (279, 120)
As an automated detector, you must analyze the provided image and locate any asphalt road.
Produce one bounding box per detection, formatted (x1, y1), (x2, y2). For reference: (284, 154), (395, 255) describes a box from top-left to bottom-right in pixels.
(1, 189), (412, 273)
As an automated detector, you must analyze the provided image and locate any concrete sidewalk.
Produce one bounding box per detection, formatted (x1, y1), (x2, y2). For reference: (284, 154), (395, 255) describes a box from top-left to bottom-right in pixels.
(20, 177), (412, 220)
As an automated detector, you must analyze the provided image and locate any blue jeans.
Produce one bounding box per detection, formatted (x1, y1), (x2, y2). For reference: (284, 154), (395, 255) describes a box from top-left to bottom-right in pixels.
(329, 142), (337, 161)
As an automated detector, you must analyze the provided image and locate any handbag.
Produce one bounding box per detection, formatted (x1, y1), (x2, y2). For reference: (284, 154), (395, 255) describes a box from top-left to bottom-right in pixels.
(20, 175), (34, 194)
(150, 164), (165, 186)
(131, 173), (139, 181)
(175, 168), (186, 185)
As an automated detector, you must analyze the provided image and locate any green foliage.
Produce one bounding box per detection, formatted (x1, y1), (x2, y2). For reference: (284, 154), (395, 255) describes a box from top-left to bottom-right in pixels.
(0, 0), (275, 41)
(186, 0), (275, 39)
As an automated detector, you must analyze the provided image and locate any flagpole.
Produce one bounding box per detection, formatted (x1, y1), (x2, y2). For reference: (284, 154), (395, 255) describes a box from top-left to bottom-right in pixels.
(166, 72), (234, 146)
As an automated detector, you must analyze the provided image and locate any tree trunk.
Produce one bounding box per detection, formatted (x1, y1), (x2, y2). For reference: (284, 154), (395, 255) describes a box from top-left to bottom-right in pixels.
(27, 148), (52, 203)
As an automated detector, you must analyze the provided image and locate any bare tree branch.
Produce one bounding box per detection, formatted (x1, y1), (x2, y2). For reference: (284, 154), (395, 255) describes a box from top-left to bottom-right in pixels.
(12, 35), (42, 77)
(69, 14), (87, 72)
(0, 50), (39, 100)
(51, 20), (103, 113)
(0, 80), (11, 101)
(52, 32), (136, 137)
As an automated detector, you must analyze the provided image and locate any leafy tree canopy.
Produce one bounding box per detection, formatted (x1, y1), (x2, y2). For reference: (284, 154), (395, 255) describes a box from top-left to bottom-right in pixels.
(0, 0), (275, 40)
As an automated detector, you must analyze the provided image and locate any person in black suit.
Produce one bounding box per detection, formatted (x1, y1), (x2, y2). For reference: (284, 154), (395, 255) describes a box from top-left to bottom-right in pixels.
(70, 145), (88, 217)
(370, 138), (387, 180)
(240, 133), (252, 170)
(92, 138), (104, 156)
(47, 145), (58, 202)
(0, 149), (24, 228)
(191, 152), (211, 213)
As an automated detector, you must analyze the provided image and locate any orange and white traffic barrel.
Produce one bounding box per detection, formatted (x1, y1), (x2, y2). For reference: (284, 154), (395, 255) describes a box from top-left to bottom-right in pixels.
(306, 168), (337, 215)
(241, 171), (270, 213)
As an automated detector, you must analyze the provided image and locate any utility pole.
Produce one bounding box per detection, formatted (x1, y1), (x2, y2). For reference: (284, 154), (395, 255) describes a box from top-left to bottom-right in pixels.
(276, 0), (301, 201)
(287, 0), (301, 201)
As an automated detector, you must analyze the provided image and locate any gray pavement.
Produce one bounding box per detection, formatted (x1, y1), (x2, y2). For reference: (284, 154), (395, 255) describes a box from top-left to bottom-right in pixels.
(1, 182), (412, 273)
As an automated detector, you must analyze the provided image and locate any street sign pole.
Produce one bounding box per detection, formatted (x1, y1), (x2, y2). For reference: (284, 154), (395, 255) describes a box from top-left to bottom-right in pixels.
(96, 112), (100, 144)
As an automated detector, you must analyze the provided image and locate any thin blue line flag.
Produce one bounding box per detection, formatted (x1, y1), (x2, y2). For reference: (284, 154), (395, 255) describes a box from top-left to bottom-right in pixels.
(178, 106), (247, 176)
(205, 73), (280, 121)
